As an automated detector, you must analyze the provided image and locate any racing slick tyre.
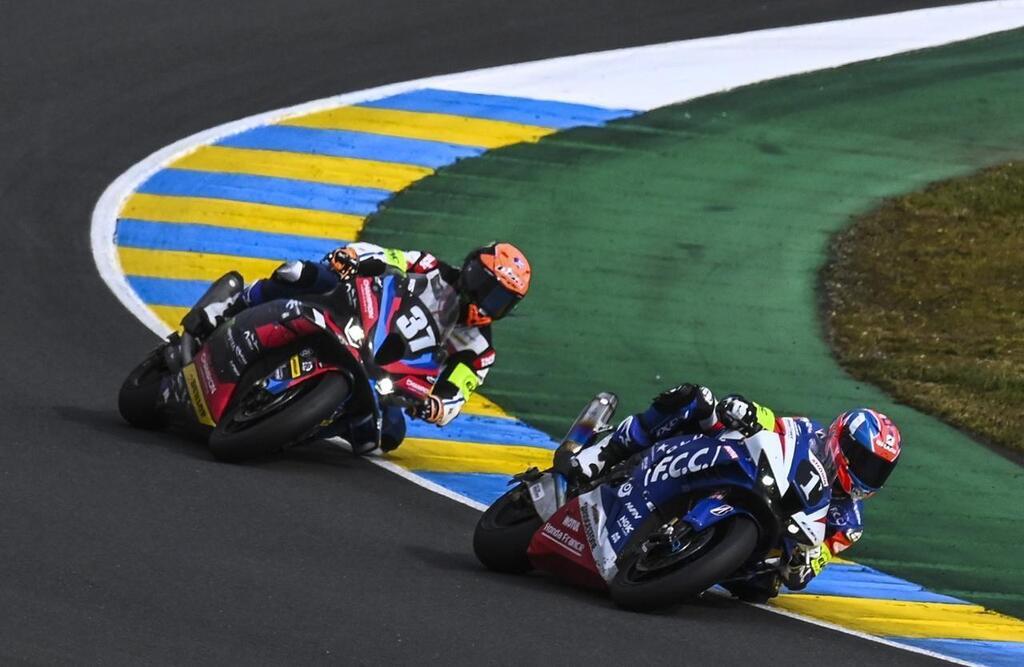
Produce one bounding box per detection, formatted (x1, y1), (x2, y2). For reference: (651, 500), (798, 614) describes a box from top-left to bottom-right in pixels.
(473, 484), (542, 574)
(208, 372), (349, 462)
(609, 516), (758, 612)
(118, 346), (168, 429)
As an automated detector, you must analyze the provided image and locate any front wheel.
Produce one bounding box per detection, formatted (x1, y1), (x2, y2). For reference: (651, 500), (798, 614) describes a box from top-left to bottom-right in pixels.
(609, 516), (758, 611)
(208, 372), (349, 462)
(118, 346), (169, 429)
(473, 484), (542, 574)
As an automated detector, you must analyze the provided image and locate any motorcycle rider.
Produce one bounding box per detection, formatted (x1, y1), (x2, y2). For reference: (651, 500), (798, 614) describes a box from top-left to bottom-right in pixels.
(182, 241), (531, 452)
(568, 383), (902, 602)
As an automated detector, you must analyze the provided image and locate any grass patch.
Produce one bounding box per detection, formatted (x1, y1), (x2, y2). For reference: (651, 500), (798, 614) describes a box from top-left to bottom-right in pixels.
(823, 162), (1024, 455)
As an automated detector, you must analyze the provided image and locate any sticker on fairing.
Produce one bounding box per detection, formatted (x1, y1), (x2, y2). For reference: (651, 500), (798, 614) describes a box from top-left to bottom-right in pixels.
(577, 488), (619, 581)
(183, 363), (215, 426)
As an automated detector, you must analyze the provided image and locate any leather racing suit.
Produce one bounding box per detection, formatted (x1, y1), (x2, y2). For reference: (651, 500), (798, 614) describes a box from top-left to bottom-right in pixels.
(573, 383), (865, 600)
(202, 241), (497, 452)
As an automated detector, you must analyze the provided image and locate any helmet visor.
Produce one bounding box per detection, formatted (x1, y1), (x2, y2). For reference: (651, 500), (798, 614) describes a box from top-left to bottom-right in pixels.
(461, 259), (521, 320)
(840, 433), (894, 491)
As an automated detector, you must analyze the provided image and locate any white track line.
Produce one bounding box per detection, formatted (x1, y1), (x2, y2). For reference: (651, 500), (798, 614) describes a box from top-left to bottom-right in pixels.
(91, 4), (1024, 664)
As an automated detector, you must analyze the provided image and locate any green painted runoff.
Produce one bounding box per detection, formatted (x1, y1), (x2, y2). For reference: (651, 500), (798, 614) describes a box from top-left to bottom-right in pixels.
(365, 30), (1024, 616)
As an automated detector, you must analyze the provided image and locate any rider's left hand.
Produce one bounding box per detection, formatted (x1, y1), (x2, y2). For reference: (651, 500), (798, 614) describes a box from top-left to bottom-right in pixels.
(325, 247), (359, 279)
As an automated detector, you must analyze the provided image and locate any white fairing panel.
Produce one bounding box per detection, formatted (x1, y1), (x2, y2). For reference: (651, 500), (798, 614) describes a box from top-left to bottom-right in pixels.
(577, 488), (619, 582)
(790, 504), (830, 546)
(743, 421), (799, 495)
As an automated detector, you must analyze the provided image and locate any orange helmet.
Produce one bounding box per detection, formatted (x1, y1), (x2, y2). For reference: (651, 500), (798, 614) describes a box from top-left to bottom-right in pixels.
(459, 242), (531, 326)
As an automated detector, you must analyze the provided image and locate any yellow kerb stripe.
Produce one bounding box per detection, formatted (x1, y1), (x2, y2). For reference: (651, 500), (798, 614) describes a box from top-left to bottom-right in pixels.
(771, 594), (1024, 642)
(120, 193), (365, 240)
(119, 247), (281, 283)
(282, 106), (555, 149)
(463, 393), (510, 418)
(171, 146), (433, 191)
(386, 437), (551, 475)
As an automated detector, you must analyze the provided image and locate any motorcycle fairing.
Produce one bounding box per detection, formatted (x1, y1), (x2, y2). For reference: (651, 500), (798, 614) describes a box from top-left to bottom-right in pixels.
(527, 491), (611, 589)
(357, 270), (453, 397)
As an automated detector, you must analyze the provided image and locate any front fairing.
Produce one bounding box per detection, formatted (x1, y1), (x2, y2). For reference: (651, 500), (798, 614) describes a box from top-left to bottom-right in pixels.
(355, 268), (457, 400)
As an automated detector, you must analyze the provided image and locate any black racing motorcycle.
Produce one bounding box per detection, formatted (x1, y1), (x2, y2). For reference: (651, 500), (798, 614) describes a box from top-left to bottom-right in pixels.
(118, 266), (457, 461)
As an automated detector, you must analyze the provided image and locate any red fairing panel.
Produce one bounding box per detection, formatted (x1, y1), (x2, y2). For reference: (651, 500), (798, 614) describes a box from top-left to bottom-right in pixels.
(528, 497), (607, 590)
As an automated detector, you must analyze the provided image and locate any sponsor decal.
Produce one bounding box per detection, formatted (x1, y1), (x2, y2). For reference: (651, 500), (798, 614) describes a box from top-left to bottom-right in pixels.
(529, 482), (545, 502)
(417, 254), (439, 271)
(652, 416), (683, 439)
(289, 354), (302, 378)
(710, 504), (734, 517)
(581, 501), (602, 551)
(357, 277), (377, 325)
(396, 376), (432, 398)
(182, 364), (214, 426)
(562, 515), (581, 531)
(474, 350), (496, 369)
(616, 515), (634, 536)
(243, 330), (259, 351)
(301, 360), (315, 373)
(539, 522), (585, 557)
(644, 445), (723, 485)
(624, 501), (643, 521)
(617, 482), (633, 498)
(226, 328), (247, 360)
(196, 351), (217, 395)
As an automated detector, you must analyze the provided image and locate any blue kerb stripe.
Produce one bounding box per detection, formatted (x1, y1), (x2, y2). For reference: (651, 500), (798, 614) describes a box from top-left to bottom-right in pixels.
(127, 276), (213, 308)
(218, 125), (483, 168)
(795, 563), (968, 604)
(361, 88), (636, 129)
(406, 413), (559, 449)
(116, 219), (342, 260)
(138, 169), (390, 216)
(893, 638), (1024, 667)
(413, 471), (514, 506)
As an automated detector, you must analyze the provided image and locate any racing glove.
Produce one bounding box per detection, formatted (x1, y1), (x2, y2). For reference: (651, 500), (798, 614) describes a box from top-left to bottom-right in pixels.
(325, 247), (360, 279)
(652, 383), (702, 411)
(325, 246), (388, 278)
(717, 394), (763, 437)
(780, 544), (832, 591)
(408, 393), (465, 426)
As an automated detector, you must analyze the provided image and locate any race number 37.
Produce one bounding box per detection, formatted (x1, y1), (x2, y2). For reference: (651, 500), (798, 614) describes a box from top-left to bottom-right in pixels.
(396, 305), (437, 352)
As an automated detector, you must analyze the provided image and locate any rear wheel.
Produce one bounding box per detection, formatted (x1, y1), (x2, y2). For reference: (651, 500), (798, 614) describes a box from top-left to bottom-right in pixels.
(609, 516), (758, 611)
(208, 372), (349, 462)
(473, 484), (542, 574)
(118, 346), (168, 429)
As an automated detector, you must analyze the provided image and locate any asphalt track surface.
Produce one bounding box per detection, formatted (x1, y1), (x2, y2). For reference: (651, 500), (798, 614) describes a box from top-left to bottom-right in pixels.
(1, 1), (973, 663)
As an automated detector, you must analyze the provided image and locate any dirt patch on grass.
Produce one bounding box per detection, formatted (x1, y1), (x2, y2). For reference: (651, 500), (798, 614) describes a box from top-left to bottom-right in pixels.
(822, 162), (1024, 456)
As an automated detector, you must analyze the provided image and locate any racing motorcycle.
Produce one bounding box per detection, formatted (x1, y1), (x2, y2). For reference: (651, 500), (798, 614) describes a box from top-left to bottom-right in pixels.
(473, 394), (834, 611)
(118, 265), (457, 461)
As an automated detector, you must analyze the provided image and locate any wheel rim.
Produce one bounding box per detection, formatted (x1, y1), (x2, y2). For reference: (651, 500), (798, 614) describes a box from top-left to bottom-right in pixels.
(625, 524), (718, 582)
(223, 380), (315, 432)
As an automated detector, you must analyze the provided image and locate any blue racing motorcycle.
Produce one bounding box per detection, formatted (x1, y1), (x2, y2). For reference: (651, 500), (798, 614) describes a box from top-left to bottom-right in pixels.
(472, 393), (834, 610)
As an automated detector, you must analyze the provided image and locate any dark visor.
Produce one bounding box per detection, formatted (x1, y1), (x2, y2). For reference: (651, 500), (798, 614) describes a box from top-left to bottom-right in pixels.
(462, 259), (522, 320)
(840, 434), (894, 490)
(477, 283), (521, 319)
